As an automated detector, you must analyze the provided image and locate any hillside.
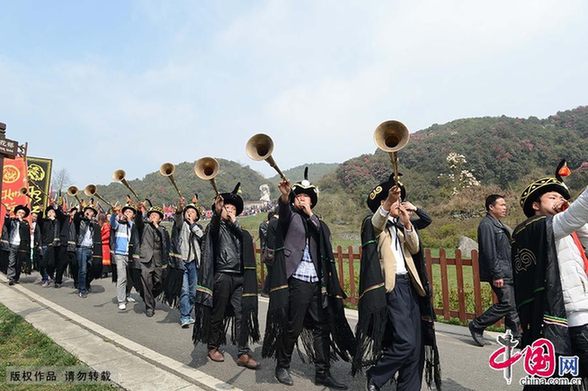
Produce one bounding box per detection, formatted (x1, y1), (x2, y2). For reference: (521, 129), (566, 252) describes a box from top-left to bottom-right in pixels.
(82, 106), (588, 248)
(91, 162), (338, 209)
(320, 106), (588, 208)
(95, 159), (268, 207)
(313, 106), (588, 248)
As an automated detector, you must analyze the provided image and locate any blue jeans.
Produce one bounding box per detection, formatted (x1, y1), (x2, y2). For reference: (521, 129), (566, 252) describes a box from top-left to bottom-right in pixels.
(76, 247), (93, 294)
(179, 261), (198, 323)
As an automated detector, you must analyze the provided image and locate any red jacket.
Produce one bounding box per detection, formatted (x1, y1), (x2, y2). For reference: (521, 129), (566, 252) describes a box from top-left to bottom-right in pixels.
(101, 222), (111, 266)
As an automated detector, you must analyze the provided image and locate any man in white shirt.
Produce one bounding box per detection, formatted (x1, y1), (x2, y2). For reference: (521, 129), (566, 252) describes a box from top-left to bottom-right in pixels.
(363, 180), (430, 391)
(513, 174), (588, 385)
(2, 205), (31, 285)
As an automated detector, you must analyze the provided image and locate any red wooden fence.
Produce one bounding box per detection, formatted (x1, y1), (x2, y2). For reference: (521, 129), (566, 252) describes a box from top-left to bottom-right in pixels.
(254, 244), (497, 326)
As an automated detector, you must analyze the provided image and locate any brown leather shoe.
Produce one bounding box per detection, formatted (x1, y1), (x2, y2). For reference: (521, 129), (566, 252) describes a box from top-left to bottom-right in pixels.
(208, 348), (224, 362)
(236, 354), (260, 370)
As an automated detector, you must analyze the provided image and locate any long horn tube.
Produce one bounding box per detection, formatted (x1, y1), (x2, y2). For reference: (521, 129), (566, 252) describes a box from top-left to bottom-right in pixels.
(194, 157), (220, 196)
(374, 120), (410, 184)
(67, 185), (83, 206)
(84, 184), (115, 209)
(245, 133), (287, 181)
(113, 169), (140, 201)
(159, 162), (182, 198)
(19, 187), (33, 200)
(27, 181), (51, 200)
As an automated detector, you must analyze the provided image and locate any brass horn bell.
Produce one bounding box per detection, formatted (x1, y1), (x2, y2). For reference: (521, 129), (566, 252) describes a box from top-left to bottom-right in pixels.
(84, 184), (114, 209)
(194, 157), (220, 196)
(374, 120), (410, 153)
(160, 162), (182, 198)
(245, 133), (286, 181)
(374, 120), (410, 185)
(67, 185), (83, 206)
(67, 185), (78, 196)
(113, 169), (140, 201)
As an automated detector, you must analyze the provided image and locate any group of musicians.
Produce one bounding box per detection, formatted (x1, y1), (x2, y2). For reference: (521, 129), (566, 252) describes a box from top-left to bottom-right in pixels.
(2, 162), (588, 391)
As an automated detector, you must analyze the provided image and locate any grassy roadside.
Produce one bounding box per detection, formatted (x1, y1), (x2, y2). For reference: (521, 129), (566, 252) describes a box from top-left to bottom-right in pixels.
(0, 303), (119, 390)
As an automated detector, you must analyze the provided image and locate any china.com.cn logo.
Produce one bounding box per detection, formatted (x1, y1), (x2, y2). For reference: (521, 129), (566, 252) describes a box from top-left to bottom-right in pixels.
(488, 330), (581, 386)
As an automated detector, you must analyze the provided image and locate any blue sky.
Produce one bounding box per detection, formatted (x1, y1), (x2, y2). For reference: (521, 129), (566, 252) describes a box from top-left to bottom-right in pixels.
(1, 0), (587, 185)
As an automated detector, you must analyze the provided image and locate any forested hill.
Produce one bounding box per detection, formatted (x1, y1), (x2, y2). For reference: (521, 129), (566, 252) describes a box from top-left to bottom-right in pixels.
(95, 159), (268, 206)
(319, 106), (588, 207)
(92, 106), (588, 211)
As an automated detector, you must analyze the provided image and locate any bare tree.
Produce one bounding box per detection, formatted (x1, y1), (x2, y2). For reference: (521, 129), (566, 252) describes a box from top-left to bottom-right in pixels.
(51, 168), (72, 194)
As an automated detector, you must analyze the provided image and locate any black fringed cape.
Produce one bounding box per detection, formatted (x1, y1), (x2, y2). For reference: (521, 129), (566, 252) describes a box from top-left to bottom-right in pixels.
(262, 218), (356, 363)
(192, 225), (260, 347)
(511, 215), (572, 354)
(353, 215), (442, 390)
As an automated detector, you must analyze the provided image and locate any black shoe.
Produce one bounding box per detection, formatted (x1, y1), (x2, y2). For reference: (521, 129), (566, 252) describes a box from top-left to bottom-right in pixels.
(8, 280), (14, 286)
(366, 377), (380, 391)
(275, 367), (293, 386)
(316, 372), (348, 390)
(54, 283), (61, 288)
(146, 309), (154, 317)
(469, 321), (485, 347)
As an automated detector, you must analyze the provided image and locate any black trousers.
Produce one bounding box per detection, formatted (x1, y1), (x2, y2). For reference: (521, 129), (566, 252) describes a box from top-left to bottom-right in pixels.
(277, 277), (330, 373)
(54, 247), (74, 285)
(570, 324), (588, 379)
(140, 262), (163, 312)
(70, 251), (79, 287)
(367, 275), (423, 391)
(39, 246), (56, 281)
(208, 272), (249, 356)
(472, 282), (521, 335)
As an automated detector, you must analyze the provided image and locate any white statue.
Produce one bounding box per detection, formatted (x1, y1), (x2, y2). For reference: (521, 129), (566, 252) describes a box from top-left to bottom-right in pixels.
(259, 184), (271, 202)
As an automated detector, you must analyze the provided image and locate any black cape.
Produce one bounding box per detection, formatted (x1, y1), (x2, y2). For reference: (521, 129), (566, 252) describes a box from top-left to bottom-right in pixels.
(192, 225), (260, 347)
(353, 215), (441, 390)
(262, 218), (355, 364)
(511, 215), (572, 354)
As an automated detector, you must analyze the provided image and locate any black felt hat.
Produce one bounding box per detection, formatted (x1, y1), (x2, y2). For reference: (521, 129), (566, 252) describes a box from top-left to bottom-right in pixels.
(215, 183), (244, 216)
(83, 205), (98, 215)
(290, 167), (319, 208)
(366, 175), (406, 213)
(183, 203), (201, 221)
(519, 160), (571, 217)
(44, 205), (57, 216)
(14, 205), (30, 218)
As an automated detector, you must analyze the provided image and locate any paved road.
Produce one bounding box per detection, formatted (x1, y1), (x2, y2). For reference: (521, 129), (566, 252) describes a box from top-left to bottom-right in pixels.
(7, 272), (526, 390)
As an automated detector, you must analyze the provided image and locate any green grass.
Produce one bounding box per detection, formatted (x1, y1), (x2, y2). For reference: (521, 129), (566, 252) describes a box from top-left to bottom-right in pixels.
(0, 304), (120, 390)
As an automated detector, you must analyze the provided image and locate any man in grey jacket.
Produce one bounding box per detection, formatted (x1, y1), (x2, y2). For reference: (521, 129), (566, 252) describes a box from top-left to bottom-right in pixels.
(274, 169), (347, 390)
(139, 206), (170, 317)
(469, 194), (521, 346)
(174, 197), (203, 328)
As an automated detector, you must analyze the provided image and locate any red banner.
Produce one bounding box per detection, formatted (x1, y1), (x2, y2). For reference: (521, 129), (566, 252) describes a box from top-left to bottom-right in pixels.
(1, 157), (29, 227)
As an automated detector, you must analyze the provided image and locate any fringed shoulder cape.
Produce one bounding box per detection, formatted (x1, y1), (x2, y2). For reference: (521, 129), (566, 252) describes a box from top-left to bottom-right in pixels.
(262, 218), (355, 364)
(192, 225), (260, 347)
(353, 215), (441, 390)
